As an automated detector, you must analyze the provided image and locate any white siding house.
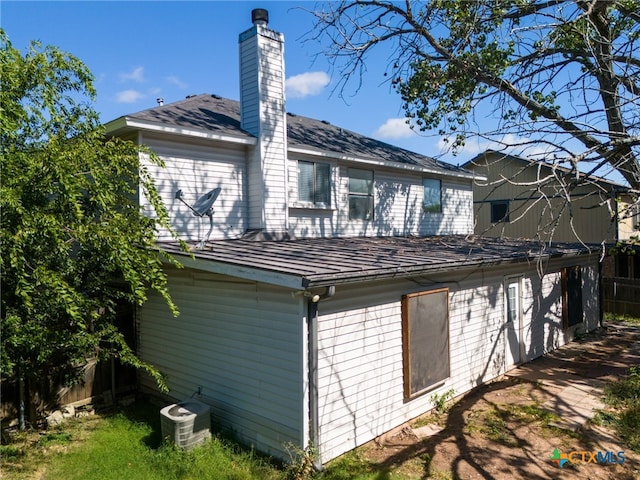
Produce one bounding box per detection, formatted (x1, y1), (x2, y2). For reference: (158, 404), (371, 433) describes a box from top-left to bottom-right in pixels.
(106, 8), (603, 465)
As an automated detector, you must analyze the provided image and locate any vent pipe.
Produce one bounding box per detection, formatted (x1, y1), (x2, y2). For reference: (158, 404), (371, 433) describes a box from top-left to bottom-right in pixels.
(251, 8), (268, 25)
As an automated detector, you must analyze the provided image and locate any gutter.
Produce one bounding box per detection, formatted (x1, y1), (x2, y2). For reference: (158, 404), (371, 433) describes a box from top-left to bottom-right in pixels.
(306, 285), (335, 470)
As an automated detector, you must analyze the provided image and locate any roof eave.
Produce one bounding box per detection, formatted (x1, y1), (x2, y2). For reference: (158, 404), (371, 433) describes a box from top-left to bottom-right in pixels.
(163, 246), (593, 290)
(104, 117), (257, 146)
(288, 145), (478, 180)
(301, 250), (594, 287)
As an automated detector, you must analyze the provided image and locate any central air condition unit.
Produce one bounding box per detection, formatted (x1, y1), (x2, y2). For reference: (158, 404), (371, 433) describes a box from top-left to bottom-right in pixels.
(160, 399), (211, 449)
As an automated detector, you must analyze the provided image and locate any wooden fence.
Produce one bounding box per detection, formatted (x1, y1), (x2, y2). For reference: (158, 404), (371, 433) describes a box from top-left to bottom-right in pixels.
(603, 277), (640, 317)
(1, 358), (136, 428)
(1, 301), (138, 427)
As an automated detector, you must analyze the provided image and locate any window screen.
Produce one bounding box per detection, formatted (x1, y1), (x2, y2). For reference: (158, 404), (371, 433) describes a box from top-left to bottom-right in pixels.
(298, 161), (330, 206)
(402, 288), (450, 399)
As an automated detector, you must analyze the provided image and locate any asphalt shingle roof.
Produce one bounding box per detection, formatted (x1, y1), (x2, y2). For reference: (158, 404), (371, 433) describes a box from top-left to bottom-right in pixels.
(159, 235), (598, 288)
(125, 94), (465, 175)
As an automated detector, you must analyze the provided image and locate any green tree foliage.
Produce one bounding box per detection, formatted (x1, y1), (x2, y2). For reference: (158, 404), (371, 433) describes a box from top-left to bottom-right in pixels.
(0, 30), (179, 395)
(311, 0), (640, 189)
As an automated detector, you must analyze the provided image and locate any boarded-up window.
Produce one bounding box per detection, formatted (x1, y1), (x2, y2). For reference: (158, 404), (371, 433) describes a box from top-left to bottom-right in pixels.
(402, 288), (450, 399)
(562, 266), (583, 328)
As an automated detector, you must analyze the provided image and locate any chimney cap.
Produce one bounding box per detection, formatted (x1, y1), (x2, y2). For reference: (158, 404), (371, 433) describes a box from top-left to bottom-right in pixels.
(251, 8), (269, 25)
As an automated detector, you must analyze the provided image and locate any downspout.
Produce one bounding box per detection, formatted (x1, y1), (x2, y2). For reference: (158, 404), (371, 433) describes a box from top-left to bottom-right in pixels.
(598, 259), (604, 328)
(306, 285), (335, 471)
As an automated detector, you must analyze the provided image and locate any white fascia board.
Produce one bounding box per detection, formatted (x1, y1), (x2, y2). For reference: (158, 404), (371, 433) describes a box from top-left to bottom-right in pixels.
(103, 117), (129, 134)
(287, 145), (480, 181)
(170, 253), (306, 290)
(105, 117), (257, 146)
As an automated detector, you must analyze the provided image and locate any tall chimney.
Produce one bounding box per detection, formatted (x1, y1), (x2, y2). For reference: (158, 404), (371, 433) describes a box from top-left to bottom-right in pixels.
(239, 8), (289, 235)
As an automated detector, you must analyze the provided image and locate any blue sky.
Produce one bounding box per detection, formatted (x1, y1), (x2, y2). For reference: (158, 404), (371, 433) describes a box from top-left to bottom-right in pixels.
(2, 0), (486, 166)
(2, 1), (630, 185)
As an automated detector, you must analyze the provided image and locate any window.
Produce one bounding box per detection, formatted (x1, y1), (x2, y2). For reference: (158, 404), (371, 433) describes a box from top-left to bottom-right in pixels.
(298, 161), (330, 206)
(562, 266), (583, 329)
(506, 283), (518, 324)
(491, 200), (510, 223)
(423, 178), (442, 213)
(402, 288), (450, 399)
(349, 168), (374, 220)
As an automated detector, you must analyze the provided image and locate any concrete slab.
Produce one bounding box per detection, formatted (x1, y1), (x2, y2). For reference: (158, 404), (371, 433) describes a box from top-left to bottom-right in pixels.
(543, 383), (605, 431)
(412, 424), (445, 439)
(503, 323), (640, 433)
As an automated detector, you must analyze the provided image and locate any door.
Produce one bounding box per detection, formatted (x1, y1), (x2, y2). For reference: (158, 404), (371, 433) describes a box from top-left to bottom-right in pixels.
(562, 266), (583, 329)
(504, 276), (523, 370)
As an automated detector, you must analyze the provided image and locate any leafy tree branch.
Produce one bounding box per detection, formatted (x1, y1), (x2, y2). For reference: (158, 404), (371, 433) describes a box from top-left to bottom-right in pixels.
(1, 30), (183, 421)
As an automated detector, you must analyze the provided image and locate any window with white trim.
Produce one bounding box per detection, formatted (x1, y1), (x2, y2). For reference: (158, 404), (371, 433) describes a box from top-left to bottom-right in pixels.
(423, 178), (442, 213)
(298, 161), (330, 207)
(348, 168), (374, 220)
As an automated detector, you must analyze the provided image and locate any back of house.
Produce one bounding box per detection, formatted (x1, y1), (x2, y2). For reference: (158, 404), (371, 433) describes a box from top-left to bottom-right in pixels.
(105, 8), (602, 466)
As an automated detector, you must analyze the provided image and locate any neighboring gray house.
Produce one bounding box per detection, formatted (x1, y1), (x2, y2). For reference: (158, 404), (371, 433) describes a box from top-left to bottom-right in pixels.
(462, 150), (632, 244)
(105, 9), (602, 464)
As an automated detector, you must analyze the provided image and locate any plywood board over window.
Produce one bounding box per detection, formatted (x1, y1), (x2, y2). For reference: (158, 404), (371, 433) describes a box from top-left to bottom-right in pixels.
(402, 288), (450, 399)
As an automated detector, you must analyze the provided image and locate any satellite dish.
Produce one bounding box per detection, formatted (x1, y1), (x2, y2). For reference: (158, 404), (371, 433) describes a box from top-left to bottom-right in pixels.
(191, 188), (221, 216)
(175, 187), (222, 248)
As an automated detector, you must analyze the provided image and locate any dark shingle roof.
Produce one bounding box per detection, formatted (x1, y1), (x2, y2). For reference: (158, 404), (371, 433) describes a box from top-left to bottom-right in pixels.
(159, 235), (597, 288)
(124, 94), (465, 175)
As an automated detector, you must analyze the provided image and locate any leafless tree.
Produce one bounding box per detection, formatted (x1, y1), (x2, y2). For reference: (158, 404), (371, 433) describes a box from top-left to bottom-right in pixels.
(309, 0), (640, 243)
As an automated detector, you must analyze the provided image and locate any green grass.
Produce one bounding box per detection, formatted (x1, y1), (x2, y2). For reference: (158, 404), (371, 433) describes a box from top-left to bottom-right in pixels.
(465, 402), (565, 447)
(1, 403), (286, 480)
(602, 365), (640, 452)
(0, 402), (417, 480)
(317, 450), (410, 480)
(478, 408), (518, 447)
(44, 415), (284, 480)
(604, 312), (640, 325)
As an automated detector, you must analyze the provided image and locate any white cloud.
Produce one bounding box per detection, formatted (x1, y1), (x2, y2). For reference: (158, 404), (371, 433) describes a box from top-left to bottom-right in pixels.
(286, 71), (330, 98)
(167, 75), (187, 89)
(437, 133), (556, 159)
(115, 89), (144, 103)
(373, 118), (414, 139)
(119, 66), (145, 83)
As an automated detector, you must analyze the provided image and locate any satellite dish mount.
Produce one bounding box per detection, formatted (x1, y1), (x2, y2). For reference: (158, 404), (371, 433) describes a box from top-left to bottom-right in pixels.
(175, 187), (221, 248)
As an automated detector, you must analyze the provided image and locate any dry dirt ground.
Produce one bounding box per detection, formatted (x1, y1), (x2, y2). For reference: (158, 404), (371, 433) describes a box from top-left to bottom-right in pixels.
(352, 322), (640, 479)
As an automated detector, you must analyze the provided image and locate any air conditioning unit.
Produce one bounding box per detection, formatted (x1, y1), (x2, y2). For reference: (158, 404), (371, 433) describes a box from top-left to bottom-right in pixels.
(160, 399), (211, 449)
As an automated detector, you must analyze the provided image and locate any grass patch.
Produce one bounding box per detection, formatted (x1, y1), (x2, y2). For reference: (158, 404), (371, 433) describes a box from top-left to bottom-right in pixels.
(36, 430), (74, 447)
(318, 450), (383, 480)
(602, 365), (640, 452)
(479, 408), (518, 447)
(318, 449), (417, 480)
(1, 403), (286, 480)
(466, 402), (568, 447)
(1, 402), (418, 480)
(604, 313), (640, 325)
